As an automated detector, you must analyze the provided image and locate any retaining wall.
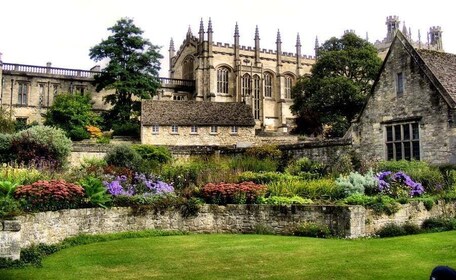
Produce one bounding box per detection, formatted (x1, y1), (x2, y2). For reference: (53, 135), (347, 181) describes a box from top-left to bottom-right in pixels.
(2, 201), (455, 260)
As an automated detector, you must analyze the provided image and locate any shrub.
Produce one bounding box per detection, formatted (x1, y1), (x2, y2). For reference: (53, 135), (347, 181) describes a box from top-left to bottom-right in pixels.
(0, 196), (23, 219)
(285, 157), (326, 177)
(377, 160), (444, 194)
(336, 169), (378, 197)
(402, 222), (422, 235)
(86, 125), (103, 138)
(112, 121), (140, 137)
(330, 153), (354, 176)
(293, 222), (331, 238)
(43, 92), (101, 140)
(0, 133), (13, 163)
(229, 155), (278, 173)
(237, 171), (300, 184)
(259, 195), (313, 205)
(376, 171), (424, 198)
(201, 181), (267, 204)
(96, 133), (111, 144)
(104, 144), (142, 170)
(245, 144), (282, 160)
(131, 144), (172, 173)
(298, 178), (343, 200)
(132, 144), (172, 164)
(0, 107), (15, 134)
(438, 165), (456, 191)
(342, 193), (375, 205)
(79, 176), (112, 208)
(369, 195), (400, 215)
(68, 126), (91, 141)
(376, 223), (406, 237)
(0, 180), (19, 198)
(0, 166), (51, 185)
(421, 217), (456, 232)
(10, 126), (72, 169)
(14, 179), (85, 211)
(161, 159), (207, 190)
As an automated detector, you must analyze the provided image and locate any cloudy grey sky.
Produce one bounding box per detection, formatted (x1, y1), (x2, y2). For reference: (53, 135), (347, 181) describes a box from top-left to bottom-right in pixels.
(1, 0), (454, 76)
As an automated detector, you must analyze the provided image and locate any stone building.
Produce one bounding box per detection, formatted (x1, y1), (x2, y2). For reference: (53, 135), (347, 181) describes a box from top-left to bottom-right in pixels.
(156, 19), (316, 132)
(374, 15), (444, 58)
(0, 58), (108, 124)
(352, 31), (456, 165)
(141, 100), (255, 146)
(0, 16), (445, 135)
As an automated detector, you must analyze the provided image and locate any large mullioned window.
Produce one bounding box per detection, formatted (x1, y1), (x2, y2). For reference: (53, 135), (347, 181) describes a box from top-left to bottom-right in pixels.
(385, 122), (420, 160)
(17, 82), (28, 105)
(217, 67), (229, 94)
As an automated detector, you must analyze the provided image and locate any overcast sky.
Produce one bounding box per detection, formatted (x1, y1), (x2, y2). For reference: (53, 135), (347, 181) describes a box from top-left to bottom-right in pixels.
(1, 0), (454, 77)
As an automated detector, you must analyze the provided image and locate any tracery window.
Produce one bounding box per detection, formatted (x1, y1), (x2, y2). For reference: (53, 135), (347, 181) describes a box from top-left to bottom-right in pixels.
(217, 67), (229, 94)
(264, 73), (273, 98)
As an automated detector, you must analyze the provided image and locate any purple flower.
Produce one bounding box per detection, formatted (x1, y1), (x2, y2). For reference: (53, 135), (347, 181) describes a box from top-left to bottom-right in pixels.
(376, 170), (424, 198)
(103, 180), (125, 196)
(410, 182), (425, 197)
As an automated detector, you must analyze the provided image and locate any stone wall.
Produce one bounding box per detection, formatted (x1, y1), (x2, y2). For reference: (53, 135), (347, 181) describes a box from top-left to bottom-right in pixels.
(2, 201), (455, 260)
(69, 138), (352, 166)
(0, 220), (21, 260)
(278, 139), (353, 164)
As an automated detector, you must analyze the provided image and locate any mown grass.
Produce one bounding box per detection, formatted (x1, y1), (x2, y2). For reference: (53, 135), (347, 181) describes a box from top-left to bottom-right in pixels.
(2, 231), (456, 280)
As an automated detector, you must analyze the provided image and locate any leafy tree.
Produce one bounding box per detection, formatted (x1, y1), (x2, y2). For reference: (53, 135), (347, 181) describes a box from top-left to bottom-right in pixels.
(44, 93), (101, 140)
(89, 17), (163, 133)
(0, 107), (15, 134)
(291, 32), (382, 137)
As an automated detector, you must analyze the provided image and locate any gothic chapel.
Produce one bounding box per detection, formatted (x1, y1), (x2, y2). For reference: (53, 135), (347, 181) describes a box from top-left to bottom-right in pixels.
(156, 19), (316, 132)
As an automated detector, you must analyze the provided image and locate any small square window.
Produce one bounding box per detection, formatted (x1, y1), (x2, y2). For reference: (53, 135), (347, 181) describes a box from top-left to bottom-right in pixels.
(152, 125), (159, 134)
(231, 126), (238, 134)
(210, 125), (218, 134)
(171, 125), (178, 134)
(191, 125), (198, 134)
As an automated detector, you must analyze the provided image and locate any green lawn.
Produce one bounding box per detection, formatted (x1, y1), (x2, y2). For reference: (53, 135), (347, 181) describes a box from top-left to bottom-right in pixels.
(2, 231), (456, 280)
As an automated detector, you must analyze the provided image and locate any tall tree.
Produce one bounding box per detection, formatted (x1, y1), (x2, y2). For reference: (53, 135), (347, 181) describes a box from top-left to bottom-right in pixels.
(89, 18), (163, 131)
(291, 32), (382, 137)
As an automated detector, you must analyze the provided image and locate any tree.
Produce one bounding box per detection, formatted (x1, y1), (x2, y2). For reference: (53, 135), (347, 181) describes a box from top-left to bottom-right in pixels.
(0, 107), (15, 134)
(291, 32), (382, 137)
(89, 18), (163, 133)
(44, 93), (101, 140)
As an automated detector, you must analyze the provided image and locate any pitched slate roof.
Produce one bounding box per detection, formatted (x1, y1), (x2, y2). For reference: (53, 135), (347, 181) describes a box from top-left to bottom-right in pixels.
(141, 100), (255, 126)
(416, 49), (456, 104)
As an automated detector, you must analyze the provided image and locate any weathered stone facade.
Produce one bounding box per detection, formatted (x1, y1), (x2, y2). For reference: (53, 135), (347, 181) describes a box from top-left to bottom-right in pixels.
(0, 62), (109, 123)
(162, 19), (315, 132)
(2, 201), (455, 260)
(142, 125), (255, 146)
(353, 31), (456, 165)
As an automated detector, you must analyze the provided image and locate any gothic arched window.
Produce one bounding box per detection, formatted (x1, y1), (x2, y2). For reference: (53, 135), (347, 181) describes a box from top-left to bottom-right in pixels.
(182, 56), (194, 80)
(284, 75), (294, 99)
(241, 73), (251, 101)
(264, 72), (273, 98)
(217, 67), (229, 94)
(253, 74), (261, 120)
